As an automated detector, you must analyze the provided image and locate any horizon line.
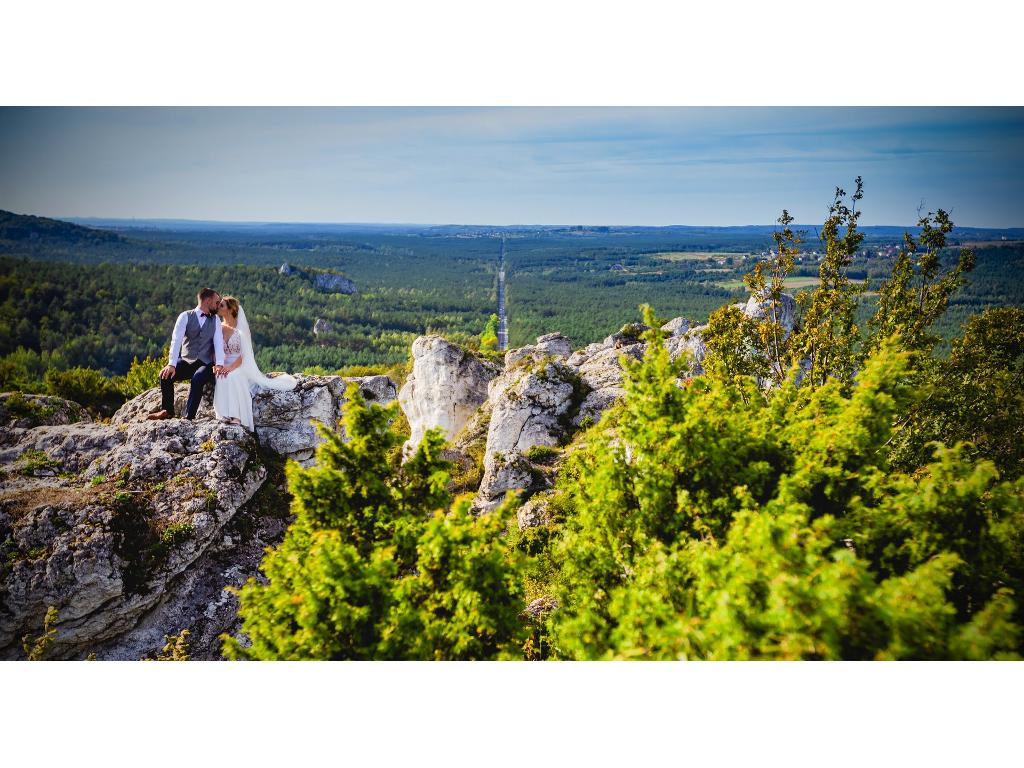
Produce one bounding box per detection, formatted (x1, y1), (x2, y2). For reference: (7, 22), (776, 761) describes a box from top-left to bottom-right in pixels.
(56, 214), (1024, 232)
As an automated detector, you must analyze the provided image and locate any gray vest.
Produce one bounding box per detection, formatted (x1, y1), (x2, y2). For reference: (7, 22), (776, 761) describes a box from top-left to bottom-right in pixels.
(180, 312), (216, 364)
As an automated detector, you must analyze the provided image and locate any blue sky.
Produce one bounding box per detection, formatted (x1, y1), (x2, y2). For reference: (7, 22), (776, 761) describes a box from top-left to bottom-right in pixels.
(0, 107), (1021, 226)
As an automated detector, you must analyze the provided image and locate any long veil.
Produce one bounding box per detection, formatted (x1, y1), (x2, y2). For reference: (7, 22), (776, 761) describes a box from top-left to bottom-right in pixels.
(235, 305), (298, 393)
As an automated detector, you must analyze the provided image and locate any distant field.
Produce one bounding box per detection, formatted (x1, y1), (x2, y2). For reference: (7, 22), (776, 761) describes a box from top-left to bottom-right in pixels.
(655, 251), (729, 262)
(716, 276), (864, 291)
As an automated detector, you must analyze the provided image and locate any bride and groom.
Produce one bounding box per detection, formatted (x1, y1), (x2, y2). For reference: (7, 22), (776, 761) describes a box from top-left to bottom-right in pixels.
(146, 288), (296, 428)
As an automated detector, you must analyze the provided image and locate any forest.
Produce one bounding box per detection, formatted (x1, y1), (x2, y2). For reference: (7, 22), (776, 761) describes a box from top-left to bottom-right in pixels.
(2, 209), (1022, 405)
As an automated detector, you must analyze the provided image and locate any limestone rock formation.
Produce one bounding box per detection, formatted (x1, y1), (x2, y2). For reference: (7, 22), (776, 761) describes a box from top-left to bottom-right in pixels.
(279, 262), (357, 294)
(504, 332), (572, 368)
(1, 373), (396, 659)
(666, 325), (709, 375)
(742, 291), (797, 335)
(111, 374), (396, 466)
(474, 354), (584, 511)
(0, 417), (265, 660)
(252, 374), (395, 466)
(399, 336), (500, 454)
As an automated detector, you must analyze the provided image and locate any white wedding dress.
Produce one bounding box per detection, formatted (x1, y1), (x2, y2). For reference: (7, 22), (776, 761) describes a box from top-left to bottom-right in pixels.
(213, 305), (297, 429)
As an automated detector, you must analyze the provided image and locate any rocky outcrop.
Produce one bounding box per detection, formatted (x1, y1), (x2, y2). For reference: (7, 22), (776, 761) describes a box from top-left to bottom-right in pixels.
(279, 262), (357, 294)
(111, 374), (396, 467)
(252, 374), (395, 466)
(0, 418), (265, 660)
(399, 336), (500, 454)
(666, 325), (709, 375)
(742, 291), (797, 335)
(474, 353), (585, 512)
(504, 332), (572, 369)
(0, 372), (396, 659)
(1, 392), (91, 430)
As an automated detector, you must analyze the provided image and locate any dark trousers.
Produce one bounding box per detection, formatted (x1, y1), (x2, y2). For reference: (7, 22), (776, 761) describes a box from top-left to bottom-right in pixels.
(160, 358), (214, 419)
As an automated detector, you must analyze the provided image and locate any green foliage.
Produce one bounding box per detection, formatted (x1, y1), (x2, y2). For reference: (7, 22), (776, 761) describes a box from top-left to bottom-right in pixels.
(866, 209), (976, 356)
(702, 304), (766, 383)
(154, 629), (192, 661)
(45, 366), (124, 416)
(117, 355), (164, 399)
(0, 347), (67, 393)
(222, 384), (526, 660)
(525, 445), (560, 464)
(22, 606), (59, 660)
(160, 522), (195, 547)
(794, 178), (866, 389)
(743, 209), (802, 381)
(888, 306), (1024, 478)
(18, 448), (61, 476)
(544, 318), (1024, 659)
(480, 313), (499, 351)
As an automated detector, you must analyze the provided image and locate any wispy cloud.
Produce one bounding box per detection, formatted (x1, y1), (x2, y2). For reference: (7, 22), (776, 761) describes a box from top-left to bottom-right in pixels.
(0, 107), (1021, 226)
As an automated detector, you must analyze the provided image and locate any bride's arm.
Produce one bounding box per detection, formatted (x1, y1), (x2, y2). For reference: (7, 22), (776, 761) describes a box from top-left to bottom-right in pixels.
(224, 353), (244, 373)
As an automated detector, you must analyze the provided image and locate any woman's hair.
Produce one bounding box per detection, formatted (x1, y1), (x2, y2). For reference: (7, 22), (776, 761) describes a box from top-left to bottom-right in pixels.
(221, 295), (240, 321)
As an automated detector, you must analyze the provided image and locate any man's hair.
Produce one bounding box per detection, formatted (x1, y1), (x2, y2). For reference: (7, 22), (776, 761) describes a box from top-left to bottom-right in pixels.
(197, 288), (219, 302)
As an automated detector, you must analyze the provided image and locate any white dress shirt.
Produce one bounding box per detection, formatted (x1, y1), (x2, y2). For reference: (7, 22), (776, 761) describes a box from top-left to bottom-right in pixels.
(168, 306), (225, 367)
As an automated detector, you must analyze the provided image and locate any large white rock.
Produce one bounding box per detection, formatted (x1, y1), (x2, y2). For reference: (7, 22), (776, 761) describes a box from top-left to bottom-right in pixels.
(666, 324), (709, 376)
(475, 358), (580, 511)
(505, 332), (572, 368)
(0, 417), (265, 660)
(112, 374), (396, 466)
(398, 336), (500, 454)
(253, 374), (396, 465)
(742, 291), (797, 335)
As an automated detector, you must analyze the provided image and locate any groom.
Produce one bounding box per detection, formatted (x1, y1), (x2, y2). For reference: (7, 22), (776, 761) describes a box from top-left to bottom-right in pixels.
(147, 288), (225, 421)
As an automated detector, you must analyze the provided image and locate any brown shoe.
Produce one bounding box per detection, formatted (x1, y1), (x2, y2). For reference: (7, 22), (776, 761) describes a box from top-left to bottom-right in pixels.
(146, 410), (171, 420)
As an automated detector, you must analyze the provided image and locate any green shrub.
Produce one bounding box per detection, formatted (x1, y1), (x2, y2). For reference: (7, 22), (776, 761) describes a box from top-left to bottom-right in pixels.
(22, 606), (59, 661)
(480, 313), (499, 351)
(18, 448), (61, 476)
(116, 355), (164, 399)
(45, 366), (124, 416)
(525, 445), (560, 464)
(222, 384), (527, 660)
(544, 313), (1024, 660)
(160, 522), (195, 547)
(0, 347), (66, 394)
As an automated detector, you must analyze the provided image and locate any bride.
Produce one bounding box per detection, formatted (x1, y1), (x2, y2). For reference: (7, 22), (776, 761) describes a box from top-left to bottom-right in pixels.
(214, 296), (297, 429)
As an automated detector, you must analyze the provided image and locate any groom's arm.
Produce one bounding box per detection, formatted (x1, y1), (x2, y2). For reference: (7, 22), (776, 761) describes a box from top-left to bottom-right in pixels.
(161, 311), (189, 379)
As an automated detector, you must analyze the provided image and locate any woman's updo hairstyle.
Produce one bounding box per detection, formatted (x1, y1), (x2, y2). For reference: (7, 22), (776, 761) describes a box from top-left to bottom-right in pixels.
(222, 296), (240, 321)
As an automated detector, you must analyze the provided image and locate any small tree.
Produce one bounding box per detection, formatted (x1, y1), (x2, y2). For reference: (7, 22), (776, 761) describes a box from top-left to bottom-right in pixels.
(864, 208), (975, 356)
(794, 178), (866, 389)
(701, 304), (766, 386)
(222, 384), (526, 660)
(744, 209), (802, 382)
(117, 355), (165, 399)
(480, 313), (500, 351)
(45, 366), (124, 416)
